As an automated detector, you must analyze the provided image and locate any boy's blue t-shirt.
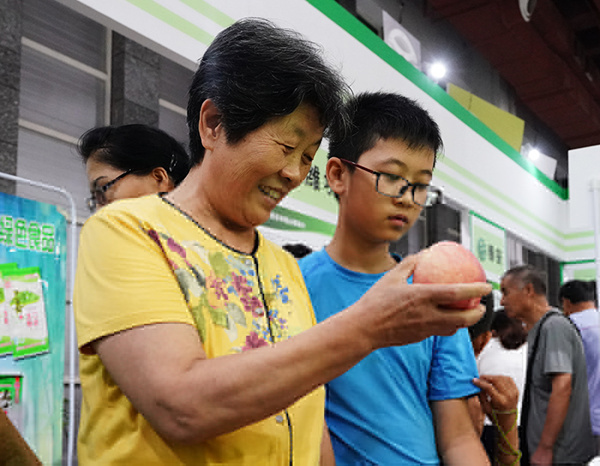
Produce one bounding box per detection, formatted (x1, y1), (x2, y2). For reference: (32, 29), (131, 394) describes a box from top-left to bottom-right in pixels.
(299, 248), (479, 465)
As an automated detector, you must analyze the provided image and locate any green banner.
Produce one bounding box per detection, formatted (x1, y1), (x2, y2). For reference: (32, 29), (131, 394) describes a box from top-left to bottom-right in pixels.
(471, 212), (506, 284)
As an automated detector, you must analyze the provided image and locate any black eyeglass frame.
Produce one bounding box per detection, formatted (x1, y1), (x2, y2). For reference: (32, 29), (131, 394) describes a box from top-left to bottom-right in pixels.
(339, 158), (435, 207)
(86, 168), (135, 212)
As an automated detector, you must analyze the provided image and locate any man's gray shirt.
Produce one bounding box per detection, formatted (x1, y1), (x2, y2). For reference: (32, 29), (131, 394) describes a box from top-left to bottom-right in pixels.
(527, 309), (595, 464)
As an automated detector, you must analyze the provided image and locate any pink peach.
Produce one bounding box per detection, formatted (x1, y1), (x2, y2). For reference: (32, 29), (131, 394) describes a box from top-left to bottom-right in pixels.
(413, 241), (487, 309)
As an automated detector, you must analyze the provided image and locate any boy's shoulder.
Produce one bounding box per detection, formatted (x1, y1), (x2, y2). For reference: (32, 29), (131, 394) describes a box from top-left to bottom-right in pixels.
(298, 248), (329, 276)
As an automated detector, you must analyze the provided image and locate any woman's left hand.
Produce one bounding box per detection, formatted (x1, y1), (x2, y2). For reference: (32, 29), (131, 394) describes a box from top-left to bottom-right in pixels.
(473, 374), (519, 416)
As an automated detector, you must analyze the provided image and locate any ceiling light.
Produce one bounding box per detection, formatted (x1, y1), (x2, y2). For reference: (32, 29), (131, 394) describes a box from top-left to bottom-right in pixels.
(528, 148), (540, 161)
(428, 62), (446, 81)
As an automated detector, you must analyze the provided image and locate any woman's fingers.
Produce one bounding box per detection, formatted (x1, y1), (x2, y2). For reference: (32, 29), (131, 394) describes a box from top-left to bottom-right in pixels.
(421, 282), (493, 307)
(473, 375), (519, 413)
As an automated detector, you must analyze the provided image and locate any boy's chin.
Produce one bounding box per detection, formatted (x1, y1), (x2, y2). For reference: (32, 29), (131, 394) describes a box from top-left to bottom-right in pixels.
(388, 223), (411, 238)
(383, 230), (409, 243)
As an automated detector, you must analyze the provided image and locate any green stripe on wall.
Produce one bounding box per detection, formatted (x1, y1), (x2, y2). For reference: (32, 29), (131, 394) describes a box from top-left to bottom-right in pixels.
(437, 167), (595, 252)
(434, 168), (564, 249)
(125, 0), (214, 45)
(179, 0), (234, 28)
(264, 205), (336, 236)
(564, 231), (595, 239)
(440, 156), (562, 239)
(438, 156), (593, 240)
(563, 243), (596, 252)
(306, 0), (568, 200)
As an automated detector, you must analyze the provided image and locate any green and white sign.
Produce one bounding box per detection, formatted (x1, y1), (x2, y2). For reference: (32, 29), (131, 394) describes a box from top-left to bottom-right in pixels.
(562, 261), (597, 282)
(471, 212), (506, 285)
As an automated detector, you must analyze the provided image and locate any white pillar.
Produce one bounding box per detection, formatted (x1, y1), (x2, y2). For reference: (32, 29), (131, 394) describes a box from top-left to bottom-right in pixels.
(590, 178), (600, 304)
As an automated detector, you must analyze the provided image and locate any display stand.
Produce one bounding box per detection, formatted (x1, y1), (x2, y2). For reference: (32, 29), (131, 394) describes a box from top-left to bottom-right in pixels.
(0, 172), (76, 466)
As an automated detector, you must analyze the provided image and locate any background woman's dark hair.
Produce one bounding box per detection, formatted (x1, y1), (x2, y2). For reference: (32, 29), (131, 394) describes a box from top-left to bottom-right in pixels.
(491, 308), (527, 350)
(78, 124), (191, 185)
(187, 18), (349, 165)
(282, 243), (313, 259)
(468, 292), (495, 341)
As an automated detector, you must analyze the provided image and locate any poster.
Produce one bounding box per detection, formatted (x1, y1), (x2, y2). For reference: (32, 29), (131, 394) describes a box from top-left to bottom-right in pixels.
(0, 191), (67, 465)
(470, 212), (506, 286)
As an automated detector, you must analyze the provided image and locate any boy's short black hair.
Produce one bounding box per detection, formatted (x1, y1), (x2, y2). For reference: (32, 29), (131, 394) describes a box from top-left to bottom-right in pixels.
(327, 92), (443, 166)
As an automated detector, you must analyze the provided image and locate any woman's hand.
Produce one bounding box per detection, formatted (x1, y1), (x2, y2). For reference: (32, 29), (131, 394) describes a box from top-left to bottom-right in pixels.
(474, 375), (520, 466)
(473, 374), (519, 416)
(349, 254), (492, 350)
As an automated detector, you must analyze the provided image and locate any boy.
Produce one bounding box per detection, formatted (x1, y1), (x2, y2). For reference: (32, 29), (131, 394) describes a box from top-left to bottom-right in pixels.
(299, 92), (488, 464)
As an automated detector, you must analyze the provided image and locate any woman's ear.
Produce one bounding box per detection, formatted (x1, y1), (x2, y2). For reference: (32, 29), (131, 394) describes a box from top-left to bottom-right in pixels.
(198, 99), (223, 152)
(325, 157), (347, 197)
(151, 167), (175, 191)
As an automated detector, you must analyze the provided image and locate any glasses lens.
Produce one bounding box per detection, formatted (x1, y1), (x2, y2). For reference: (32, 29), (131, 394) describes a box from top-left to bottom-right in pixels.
(86, 196), (96, 212)
(413, 185), (432, 206)
(377, 173), (409, 197)
(94, 189), (107, 208)
(377, 174), (433, 206)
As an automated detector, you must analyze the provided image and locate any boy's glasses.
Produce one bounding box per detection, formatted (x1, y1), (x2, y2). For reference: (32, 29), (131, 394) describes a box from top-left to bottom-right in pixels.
(86, 169), (135, 212)
(339, 158), (435, 207)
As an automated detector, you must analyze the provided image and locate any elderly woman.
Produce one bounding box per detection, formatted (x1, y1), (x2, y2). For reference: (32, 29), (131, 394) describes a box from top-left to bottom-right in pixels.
(73, 19), (490, 465)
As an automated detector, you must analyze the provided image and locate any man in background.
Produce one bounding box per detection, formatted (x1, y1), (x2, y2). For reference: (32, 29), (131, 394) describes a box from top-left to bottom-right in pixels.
(501, 265), (595, 465)
(560, 279), (600, 454)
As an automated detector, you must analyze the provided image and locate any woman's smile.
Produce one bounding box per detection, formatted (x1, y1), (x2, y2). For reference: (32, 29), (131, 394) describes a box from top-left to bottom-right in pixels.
(258, 185), (285, 201)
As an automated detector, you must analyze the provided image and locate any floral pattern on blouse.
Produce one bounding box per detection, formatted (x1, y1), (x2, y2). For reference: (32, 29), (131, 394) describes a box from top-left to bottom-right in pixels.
(142, 225), (295, 354)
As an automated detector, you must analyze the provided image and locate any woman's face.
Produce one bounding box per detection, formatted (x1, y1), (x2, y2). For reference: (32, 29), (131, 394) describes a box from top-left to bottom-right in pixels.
(203, 102), (324, 230)
(86, 157), (173, 211)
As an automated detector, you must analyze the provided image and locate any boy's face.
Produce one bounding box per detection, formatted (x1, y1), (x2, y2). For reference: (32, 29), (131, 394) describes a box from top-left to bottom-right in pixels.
(338, 137), (435, 244)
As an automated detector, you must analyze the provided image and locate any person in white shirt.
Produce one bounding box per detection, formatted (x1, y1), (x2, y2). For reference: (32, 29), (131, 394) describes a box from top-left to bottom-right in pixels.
(477, 308), (528, 426)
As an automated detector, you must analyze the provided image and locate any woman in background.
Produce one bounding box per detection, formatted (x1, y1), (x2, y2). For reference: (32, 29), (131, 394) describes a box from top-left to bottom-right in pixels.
(78, 124), (191, 211)
(478, 308), (528, 463)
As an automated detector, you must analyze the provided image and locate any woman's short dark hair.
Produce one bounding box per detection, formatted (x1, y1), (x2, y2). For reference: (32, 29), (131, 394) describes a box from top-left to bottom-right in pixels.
(468, 292), (494, 341)
(328, 92), (443, 166)
(187, 18), (349, 165)
(491, 308), (527, 350)
(78, 124), (191, 185)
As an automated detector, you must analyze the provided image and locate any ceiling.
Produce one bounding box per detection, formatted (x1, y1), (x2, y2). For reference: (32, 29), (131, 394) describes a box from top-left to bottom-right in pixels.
(426, 0), (600, 150)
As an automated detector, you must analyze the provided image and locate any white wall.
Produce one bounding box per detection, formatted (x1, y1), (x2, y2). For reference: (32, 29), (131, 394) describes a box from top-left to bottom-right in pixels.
(56, 0), (596, 265)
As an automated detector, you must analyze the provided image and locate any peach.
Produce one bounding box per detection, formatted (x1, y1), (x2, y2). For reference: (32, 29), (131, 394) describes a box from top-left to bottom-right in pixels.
(413, 241), (487, 309)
